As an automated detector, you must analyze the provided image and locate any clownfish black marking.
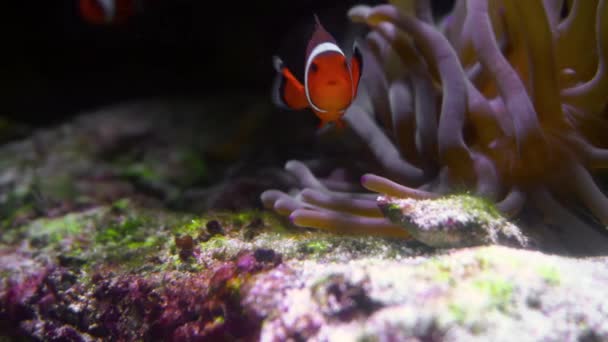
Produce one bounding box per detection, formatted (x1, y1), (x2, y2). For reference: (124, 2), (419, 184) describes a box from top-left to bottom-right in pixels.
(272, 14), (363, 129)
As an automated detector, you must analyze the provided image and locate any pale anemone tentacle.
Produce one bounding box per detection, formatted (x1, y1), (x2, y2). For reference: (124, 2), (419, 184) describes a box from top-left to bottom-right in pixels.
(413, 0), (434, 24)
(495, 186), (526, 218)
(320, 178), (365, 192)
(513, 0), (563, 128)
(411, 73), (440, 167)
(345, 105), (426, 185)
(284, 160), (328, 191)
(471, 151), (502, 201)
(441, 0), (467, 52)
(260, 189), (287, 209)
(567, 162), (608, 225)
(565, 133), (608, 169)
(274, 197), (306, 216)
(543, 0), (565, 30)
(268, 192), (315, 216)
(371, 21), (439, 165)
(388, 78), (419, 162)
(531, 188), (608, 252)
(362, 31), (394, 130)
(271, 185), (408, 237)
(300, 189), (383, 218)
(290, 209), (410, 238)
(465, 78), (504, 147)
(467, 0), (546, 164)
(561, 0), (608, 115)
(360, 173), (438, 199)
(556, 0), (599, 84)
(365, 4), (474, 181)
(462, 0), (508, 89)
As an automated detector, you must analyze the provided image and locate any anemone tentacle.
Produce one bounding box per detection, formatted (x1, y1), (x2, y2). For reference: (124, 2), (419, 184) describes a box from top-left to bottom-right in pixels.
(468, 0), (546, 171)
(345, 105), (426, 184)
(367, 5), (473, 180)
(556, 0), (599, 84)
(495, 186), (526, 218)
(290, 209), (409, 238)
(300, 188), (383, 217)
(561, 0), (608, 115)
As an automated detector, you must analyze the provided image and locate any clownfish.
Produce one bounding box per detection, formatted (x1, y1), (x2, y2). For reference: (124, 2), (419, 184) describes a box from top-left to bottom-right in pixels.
(78, 0), (141, 25)
(272, 15), (363, 129)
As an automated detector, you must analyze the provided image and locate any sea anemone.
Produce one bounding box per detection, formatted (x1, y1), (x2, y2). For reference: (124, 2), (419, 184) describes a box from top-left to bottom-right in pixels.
(261, 0), (608, 250)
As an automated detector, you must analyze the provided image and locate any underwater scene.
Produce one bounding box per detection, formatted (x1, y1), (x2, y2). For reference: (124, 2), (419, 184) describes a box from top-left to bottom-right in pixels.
(2, 0), (608, 340)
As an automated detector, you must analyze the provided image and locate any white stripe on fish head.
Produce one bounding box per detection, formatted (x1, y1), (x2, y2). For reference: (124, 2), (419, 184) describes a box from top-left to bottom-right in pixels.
(97, 0), (116, 22)
(304, 42), (346, 113)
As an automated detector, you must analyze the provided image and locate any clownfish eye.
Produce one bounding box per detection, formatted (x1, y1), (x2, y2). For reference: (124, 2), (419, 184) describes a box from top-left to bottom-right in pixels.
(310, 62), (319, 73)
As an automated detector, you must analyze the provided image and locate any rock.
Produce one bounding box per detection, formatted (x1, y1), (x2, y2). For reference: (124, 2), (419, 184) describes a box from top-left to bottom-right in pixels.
(243, 246), (608, 341)
(378, 195), (530, 248)
(0, 97), (280, 229)
(3, 183), (608, 341)
(2, 100), (607, 341)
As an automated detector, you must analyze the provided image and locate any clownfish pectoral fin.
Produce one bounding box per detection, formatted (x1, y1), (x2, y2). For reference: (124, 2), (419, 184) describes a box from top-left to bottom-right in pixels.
(350, 42), (363, 97)
(272, 56), (308, 111)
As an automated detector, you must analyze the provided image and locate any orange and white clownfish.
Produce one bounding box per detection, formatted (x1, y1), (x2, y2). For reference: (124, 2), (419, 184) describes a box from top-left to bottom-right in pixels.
(78, 0), (141, 25)
(272, 15), (363, 129)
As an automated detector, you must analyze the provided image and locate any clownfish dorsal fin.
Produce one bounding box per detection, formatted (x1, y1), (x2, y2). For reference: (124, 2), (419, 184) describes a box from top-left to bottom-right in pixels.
(313, 13), (322, 28)
(305, 14), (338, 61)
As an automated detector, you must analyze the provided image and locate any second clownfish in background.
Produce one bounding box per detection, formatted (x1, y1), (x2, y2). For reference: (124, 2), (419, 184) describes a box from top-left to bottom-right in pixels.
(78, 0), (142, 25)
(272, 15), (363, 130)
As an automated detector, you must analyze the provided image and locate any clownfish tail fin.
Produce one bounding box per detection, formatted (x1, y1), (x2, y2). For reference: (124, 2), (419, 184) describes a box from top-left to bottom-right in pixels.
(271, 55), (308, 111)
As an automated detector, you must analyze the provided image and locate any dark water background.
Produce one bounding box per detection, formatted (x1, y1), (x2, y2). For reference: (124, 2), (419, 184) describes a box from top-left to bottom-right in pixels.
(1, 0), (455, 129)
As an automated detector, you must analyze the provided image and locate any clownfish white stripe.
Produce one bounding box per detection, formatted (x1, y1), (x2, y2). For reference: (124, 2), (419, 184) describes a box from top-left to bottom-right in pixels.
(98, 0), (116, 21)
(304, 42), (346, 113)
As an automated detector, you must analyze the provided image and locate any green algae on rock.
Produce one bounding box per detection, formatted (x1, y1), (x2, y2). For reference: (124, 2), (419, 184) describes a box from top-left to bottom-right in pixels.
(3, 86), (608, 340)
(243, 246), (608, 341)
(0, 97), (278, 231)
(0, 198), (426, 340)
(378, 194), (529, 248)
(2, 190), (608, 341)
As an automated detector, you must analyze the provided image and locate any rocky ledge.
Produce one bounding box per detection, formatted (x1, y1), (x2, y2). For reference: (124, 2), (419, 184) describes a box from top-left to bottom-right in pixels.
(2, 100), (608, 341)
